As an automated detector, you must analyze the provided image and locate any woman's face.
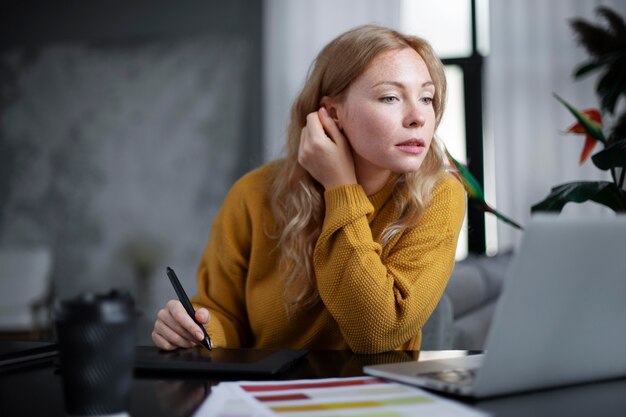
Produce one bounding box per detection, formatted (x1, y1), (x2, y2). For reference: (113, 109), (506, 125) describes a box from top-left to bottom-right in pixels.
(332, 47), (436, 191)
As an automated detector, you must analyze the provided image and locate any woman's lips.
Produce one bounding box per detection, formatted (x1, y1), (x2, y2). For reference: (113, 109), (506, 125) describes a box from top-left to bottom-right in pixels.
(396, 138), (426, 154)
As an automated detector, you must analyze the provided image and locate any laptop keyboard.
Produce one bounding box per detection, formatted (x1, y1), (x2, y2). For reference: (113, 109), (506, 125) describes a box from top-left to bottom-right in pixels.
(420, 368), (477, 386)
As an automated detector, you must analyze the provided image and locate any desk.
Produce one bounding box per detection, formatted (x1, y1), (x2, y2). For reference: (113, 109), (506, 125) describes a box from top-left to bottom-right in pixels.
(1, 345), (626, 417)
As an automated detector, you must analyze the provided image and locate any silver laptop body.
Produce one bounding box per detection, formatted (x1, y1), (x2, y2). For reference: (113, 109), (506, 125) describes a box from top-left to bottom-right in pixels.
(364, 215), (626, 398)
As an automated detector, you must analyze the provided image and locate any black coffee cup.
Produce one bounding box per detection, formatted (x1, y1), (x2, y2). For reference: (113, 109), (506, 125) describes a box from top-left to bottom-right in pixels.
(55, 290), (137, 416)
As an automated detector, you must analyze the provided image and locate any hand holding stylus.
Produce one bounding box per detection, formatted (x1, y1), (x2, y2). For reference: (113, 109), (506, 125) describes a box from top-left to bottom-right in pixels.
(151, 267), (212, 351)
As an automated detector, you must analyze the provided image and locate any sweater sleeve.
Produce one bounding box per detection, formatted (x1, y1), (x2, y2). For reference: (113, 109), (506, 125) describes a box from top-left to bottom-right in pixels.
(191, 179), (253, 348)
(313, 174), (466, 353)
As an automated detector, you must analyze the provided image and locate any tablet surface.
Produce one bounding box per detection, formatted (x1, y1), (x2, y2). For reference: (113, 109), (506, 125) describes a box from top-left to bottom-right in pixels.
(135, 346), (308, 375)
(0, 340), (58, 370)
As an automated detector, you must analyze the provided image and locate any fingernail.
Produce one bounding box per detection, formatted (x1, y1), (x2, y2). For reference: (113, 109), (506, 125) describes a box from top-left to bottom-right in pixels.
(319, 107), (327, 116)
(196, 331), (203, 340)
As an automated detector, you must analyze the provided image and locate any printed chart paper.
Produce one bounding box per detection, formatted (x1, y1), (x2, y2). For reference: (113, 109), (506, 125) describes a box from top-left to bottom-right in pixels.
(193, 376), (488, 417)
(192, 383), (263, 417)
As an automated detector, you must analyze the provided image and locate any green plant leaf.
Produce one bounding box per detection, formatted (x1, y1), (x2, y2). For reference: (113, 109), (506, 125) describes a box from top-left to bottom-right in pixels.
(609, 112), (626, 143)
(597, 6), (626, 36)
(554, 94), (606, 143)
(445, 148), (522, 230)
(570, 19), (614, 57)
(474, 200), (523, 230)
(444, 149), (485, 200)
(531, 181), (626, 213)
(573, 60), (603, 78)
(570, 7), (626, 56)
(592, 139), (626, 170)
(596, 61), (626, 114)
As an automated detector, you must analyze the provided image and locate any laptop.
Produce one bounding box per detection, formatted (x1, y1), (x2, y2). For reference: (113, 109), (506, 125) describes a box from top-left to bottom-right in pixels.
(364, 215), (626, 398)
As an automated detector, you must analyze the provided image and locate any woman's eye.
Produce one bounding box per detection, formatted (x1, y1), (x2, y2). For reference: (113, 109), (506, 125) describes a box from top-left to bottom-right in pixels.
(380, 96), (399, 103)
(421, 97), (434, 105)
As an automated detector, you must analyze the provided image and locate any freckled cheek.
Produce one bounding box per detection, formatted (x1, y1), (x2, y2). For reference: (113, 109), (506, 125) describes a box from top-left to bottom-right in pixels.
(425, 124), (436, 146)
(343, 111), (395, 144)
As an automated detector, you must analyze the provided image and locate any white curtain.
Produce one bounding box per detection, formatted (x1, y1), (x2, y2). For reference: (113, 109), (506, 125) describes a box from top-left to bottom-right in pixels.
(486, 0), (626, 250)
(263, 0), (401, 161)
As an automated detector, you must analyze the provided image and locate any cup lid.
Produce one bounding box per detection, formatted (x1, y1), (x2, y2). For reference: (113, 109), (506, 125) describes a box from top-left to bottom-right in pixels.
(55, 289), (138, 323)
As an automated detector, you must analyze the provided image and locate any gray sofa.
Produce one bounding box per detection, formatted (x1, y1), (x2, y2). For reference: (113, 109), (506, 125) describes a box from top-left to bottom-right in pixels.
(422, 252), (513, 350)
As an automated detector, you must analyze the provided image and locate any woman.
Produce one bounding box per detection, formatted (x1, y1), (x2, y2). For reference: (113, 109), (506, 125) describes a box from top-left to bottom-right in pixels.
(152, 24), (466, 354)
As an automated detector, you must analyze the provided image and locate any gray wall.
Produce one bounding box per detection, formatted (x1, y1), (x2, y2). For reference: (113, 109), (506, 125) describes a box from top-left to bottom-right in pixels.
(0, 1), (263, 341)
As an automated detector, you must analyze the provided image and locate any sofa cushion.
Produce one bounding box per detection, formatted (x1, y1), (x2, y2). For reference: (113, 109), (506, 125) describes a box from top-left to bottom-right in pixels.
(446, 252), (513, 319)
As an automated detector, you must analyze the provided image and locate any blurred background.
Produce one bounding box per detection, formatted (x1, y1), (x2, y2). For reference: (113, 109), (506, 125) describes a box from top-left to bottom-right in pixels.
(1, 0), (625, 344)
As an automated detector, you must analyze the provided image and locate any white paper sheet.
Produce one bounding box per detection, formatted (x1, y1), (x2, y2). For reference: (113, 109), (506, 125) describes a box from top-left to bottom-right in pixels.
(193, 376), (489, 417)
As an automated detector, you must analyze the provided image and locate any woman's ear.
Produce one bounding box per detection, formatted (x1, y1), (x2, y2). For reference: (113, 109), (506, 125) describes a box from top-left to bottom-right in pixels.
(320, 96), (342, 128)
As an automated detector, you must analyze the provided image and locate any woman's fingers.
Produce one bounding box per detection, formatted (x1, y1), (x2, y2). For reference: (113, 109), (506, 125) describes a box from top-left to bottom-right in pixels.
(152, 331), (177, 351)
(166, 300), (206, 341)
(298, 109), (356, 189)
(152, 300), (210, 350)
(159, 306), (198, 340)
(153, 308), (197, 349)
(152, 320), (196, 350)
(304, 109), (327, 141)
(318, 107), (345, 146)
(195, 308), (210, 327)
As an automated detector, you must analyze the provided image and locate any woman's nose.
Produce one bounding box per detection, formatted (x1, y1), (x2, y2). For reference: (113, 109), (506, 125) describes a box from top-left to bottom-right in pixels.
(404, 103), (426, 128)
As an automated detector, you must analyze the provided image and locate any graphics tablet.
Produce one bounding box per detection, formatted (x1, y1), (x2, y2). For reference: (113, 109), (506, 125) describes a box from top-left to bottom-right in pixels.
(135, 346), (308, 375)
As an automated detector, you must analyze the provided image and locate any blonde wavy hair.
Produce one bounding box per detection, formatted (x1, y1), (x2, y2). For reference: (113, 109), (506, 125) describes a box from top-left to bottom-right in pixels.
(269, 24), (448, 310)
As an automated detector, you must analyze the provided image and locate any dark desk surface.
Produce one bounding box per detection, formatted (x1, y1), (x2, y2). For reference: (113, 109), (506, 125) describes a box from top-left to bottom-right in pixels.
(2, 343), (626, 417)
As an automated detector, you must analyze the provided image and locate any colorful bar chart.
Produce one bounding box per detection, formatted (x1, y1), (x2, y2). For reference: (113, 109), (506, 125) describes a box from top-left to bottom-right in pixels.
(229, 376), (488, 417)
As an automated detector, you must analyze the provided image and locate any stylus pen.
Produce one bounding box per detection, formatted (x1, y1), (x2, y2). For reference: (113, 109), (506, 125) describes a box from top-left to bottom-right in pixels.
(166, 266), (212, 350)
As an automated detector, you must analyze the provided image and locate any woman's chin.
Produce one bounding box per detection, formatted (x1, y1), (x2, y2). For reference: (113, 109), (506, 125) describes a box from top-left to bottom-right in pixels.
(391, 160), (425, 174)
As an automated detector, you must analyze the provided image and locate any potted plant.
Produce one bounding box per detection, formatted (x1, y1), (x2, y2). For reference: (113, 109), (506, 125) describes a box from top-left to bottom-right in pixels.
(447, 6), (626, 230)
(532, 6), (626, 213)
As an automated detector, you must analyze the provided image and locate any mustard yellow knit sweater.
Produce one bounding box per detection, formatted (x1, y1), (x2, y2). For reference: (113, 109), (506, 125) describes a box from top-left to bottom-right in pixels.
(192, 161), (466, 354)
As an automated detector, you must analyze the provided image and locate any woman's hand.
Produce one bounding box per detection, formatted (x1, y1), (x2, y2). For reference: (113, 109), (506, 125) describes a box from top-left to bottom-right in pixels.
(298, 107), (357, 190)
(152, 300), (210, 351)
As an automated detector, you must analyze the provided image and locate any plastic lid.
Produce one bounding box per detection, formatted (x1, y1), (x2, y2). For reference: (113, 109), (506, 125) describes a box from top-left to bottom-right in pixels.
(55, 290), (137, 324)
